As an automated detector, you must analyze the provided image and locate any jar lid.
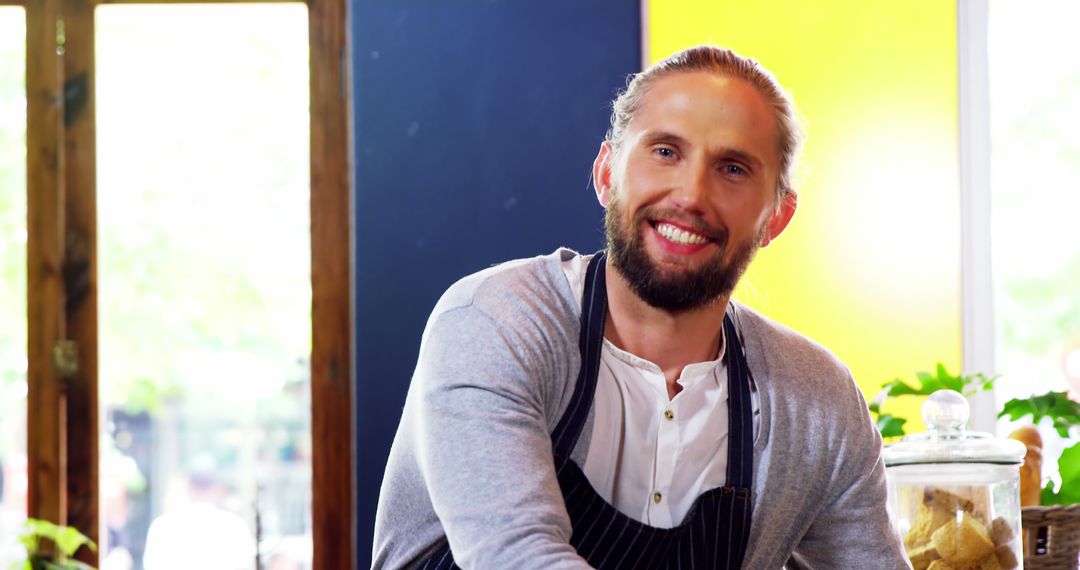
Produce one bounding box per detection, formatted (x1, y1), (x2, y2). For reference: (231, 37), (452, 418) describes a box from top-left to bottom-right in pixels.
(882, 390), (1026, 467)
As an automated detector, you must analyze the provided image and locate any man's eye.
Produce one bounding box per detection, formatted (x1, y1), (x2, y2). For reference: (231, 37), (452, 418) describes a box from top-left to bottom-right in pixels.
(722, 164), (747, 177)
(654, 147), (675, 159)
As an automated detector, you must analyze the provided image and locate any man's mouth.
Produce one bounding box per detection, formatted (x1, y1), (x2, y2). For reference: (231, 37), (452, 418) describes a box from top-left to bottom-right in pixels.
(653, 221), (711, 246)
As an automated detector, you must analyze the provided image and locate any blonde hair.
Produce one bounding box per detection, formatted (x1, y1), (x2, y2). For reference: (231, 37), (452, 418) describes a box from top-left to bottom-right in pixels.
(607, 46), (803, 200)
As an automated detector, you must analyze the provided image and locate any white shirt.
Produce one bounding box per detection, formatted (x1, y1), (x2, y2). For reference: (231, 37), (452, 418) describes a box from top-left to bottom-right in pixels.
(142, 502), (255, 570)
(561, 254), (759, 529)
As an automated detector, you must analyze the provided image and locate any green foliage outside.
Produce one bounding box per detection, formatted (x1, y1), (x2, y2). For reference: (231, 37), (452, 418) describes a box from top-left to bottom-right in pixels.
(986, 0), (1080, 507)
(0, 3), (312, 440)
(93, 6), (312, 422)
(997, 257), (1080, 358)
(0, 9), (27, 460)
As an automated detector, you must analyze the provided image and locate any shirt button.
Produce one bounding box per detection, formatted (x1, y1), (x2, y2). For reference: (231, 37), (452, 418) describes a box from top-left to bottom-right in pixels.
(653, 492), (663, 504)
(663, 409), (674, 421)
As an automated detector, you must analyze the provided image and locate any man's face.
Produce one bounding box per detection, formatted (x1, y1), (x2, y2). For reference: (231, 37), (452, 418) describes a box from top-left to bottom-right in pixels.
(595, 71), (793, 312)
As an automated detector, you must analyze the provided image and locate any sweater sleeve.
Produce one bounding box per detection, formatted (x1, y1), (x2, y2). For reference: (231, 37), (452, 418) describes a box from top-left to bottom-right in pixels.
(412, 303), (592, 569)
(786, 380), (912, 570)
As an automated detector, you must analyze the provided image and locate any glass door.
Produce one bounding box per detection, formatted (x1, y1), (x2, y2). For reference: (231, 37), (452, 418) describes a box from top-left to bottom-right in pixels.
(15, 0), (352, 567)
(94, 5), (312, 569)
(0, 6), (27, 566)
(989, 0), (1080, 491)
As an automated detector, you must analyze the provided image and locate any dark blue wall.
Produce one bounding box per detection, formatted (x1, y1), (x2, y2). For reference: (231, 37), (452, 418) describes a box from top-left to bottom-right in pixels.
(351, 1), (641, 564)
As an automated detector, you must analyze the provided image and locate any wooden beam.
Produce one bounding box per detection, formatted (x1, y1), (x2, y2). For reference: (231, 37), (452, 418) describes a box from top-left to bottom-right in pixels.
(309, 0), (356, 566)
(26, 0), (68, 529)
(60, 0), (99, 563)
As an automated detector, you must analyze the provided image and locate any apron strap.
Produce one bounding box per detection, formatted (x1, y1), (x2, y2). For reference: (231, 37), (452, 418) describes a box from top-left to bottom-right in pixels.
(722, 312), (754, 490)
(551, 250), (607, 457)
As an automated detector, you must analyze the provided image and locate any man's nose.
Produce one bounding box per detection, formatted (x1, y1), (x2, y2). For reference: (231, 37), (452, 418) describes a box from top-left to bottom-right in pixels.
(671, 162), (710, 211)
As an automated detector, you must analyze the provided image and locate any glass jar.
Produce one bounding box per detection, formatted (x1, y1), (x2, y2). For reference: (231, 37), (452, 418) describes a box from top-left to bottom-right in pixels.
(883, 390), (1027, 570)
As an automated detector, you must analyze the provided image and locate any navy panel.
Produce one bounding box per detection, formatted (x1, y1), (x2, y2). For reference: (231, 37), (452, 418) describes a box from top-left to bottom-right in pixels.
(350, 1), (640, 564)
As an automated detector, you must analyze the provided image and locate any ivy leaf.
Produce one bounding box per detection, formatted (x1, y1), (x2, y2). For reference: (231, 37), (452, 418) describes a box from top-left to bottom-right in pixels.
(869, 389), (887, 414)
(1058, 442), (1080, 502)
(15, 519), (96, 567)
(877, 414), (907, 438)
(1041, 479), (1058, 506)
(961, 374), (996, 395)
(915, 370), (941, 391)
(871, 363), (1000, 438)
(880, 363), (975, 398)
(881, 378), (921, 397)
(1041, 442), (1080, 506)
(936, 363), (963, 392)
(16, 532), (37, 556)
(52, 525), (95, 558)
(998, 391), (1080, 438)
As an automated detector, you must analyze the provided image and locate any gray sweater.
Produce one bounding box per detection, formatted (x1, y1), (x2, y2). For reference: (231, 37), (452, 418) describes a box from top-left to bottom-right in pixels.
(373, 249), (910, 569)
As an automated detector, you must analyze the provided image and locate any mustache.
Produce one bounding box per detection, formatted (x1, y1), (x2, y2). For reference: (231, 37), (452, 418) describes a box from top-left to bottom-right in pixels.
(635, 207), (728, 245)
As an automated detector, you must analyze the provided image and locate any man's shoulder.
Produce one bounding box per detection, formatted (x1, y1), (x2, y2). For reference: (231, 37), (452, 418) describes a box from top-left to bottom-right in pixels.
(431, 247), (587, 321)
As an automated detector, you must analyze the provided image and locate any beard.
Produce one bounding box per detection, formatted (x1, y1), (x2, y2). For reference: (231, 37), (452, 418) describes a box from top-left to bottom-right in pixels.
(604, 193), (765, 313)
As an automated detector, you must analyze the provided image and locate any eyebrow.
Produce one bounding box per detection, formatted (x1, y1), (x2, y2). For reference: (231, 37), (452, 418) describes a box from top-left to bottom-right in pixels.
(640, 129), (765, 171)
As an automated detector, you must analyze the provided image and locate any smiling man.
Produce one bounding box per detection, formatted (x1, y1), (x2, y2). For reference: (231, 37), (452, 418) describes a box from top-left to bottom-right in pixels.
(373, 46), (909, 569)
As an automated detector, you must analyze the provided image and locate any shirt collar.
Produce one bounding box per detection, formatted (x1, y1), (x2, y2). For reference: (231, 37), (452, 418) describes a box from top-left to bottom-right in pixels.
(600, 326), (728, 391)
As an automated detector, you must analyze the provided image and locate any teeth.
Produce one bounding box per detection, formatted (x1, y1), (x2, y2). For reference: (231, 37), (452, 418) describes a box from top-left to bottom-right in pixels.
(656, 223), (708, 245)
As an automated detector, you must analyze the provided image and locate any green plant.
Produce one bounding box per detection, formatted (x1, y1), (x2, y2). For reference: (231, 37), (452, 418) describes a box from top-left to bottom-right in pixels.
(14, 518), (96, 570)
(869, 363), (1080, 507)
(868, 362), (998, 438)
(998, 391), (1080, 506)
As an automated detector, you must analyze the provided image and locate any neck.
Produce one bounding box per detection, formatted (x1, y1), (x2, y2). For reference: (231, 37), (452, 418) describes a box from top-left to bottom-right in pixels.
(603, 261), (729, 398)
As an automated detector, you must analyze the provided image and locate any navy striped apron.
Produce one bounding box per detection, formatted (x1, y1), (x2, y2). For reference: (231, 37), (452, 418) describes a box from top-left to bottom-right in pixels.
(421, 251), (754, 569)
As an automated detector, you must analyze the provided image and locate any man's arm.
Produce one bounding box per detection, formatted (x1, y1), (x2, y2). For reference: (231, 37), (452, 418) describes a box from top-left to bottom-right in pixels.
(412, 303), (592, 569)
(787, 393), (912, 570)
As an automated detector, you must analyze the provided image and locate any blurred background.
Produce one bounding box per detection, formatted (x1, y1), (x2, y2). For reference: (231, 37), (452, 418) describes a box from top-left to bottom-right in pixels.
(0, 1), (1077, 568)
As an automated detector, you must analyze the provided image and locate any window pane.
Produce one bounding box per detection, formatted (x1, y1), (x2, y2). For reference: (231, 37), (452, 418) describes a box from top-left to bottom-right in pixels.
(96, 6), (311, 570)
(989, 2), (1080, 463)
(0, 5), (27, 565)
(0, 6), (27, 567)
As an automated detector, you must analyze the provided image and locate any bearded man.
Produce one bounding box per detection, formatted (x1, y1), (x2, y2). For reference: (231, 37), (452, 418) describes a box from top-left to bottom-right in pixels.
(372, 46), (910, 569)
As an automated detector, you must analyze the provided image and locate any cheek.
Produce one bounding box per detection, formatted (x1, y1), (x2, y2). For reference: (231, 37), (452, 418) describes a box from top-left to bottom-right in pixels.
(720, 192), (775, 232)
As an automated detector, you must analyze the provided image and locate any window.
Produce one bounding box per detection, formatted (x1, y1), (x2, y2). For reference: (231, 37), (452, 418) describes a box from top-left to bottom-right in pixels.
(95, 6), (312, 568)
(0, 7), (27, 566)
(10, 1), (353, 567)
(987, 0), (1080, 468)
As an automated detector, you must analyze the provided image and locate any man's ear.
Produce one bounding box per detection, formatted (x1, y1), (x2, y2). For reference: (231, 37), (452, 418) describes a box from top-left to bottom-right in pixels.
(761, 191), (797, 248)
(592, 141), (615, 208)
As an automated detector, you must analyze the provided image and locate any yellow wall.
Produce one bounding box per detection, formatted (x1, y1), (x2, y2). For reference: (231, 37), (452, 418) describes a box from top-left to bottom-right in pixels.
(648, 1), (961, 427)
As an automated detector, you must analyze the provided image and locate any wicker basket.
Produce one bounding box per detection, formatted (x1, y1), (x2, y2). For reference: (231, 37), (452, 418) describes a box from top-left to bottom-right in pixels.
(1023, 504), (1080, 569)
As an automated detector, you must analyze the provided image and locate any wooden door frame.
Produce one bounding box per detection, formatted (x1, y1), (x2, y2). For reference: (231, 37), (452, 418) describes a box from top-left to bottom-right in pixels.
(17, 0), (356, 566)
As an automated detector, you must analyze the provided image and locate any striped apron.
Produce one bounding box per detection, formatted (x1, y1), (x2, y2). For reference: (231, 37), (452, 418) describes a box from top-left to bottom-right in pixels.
(421, 251), (754, 569)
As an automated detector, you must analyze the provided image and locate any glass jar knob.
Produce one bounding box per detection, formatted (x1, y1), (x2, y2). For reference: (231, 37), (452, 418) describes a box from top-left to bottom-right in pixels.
(922, 389), (970, 435)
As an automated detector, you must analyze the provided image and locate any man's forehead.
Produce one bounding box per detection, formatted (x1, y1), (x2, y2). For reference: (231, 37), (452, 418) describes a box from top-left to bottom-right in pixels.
(627, 71), (780, 160)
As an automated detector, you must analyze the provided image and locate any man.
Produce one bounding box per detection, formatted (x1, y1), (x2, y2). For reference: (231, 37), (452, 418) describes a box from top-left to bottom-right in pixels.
(373, 46), (909, 569)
